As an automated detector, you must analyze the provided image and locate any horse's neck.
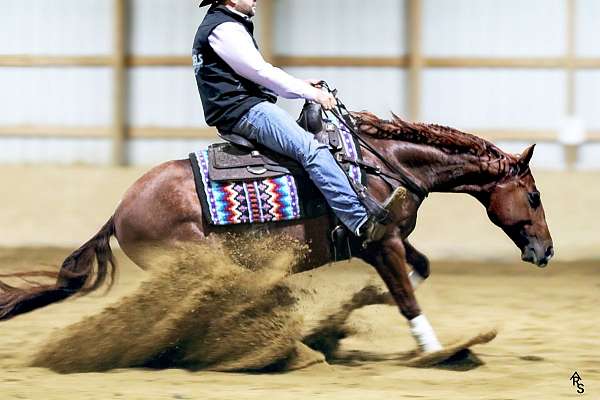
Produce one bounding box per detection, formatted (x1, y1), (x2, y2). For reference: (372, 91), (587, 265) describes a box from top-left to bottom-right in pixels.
(390, 142), (509, 195)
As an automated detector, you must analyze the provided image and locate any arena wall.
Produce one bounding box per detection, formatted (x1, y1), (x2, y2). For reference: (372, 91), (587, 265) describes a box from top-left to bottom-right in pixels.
(1, 0), (600, 168)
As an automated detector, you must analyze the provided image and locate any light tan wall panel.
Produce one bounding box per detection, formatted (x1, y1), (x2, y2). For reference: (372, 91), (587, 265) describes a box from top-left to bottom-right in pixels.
(0, 137), (111, 164)
(575, 71), (600, 129)
(422, 68), (566, 130)
(128, 67), (206, 127)
(575, 0), (600, 57)
(0, 67), (112, 126)
(274, 0), (407, 56)
(0, 0), (112, 55)
(129, 0), (205, 56)
(423, 0), (566, 57)
(127, 138), (217, 165)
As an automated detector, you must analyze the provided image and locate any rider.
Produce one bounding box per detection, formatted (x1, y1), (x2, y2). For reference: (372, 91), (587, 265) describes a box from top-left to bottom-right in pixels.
(193, 0), (401, 241)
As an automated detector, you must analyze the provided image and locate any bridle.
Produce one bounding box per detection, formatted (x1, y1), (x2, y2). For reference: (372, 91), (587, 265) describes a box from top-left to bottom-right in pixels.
(317, 81), (429, 200)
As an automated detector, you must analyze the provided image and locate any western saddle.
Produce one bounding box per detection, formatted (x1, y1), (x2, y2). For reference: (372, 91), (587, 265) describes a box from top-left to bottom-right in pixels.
(208, 101), (348, 183)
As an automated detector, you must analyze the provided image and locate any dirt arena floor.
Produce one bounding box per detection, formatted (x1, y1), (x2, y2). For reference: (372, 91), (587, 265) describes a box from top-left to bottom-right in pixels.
(0, 247), (597, 400)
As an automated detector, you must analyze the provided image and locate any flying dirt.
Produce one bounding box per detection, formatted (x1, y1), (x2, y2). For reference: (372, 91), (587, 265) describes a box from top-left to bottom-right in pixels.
(30, 235), (495, 373)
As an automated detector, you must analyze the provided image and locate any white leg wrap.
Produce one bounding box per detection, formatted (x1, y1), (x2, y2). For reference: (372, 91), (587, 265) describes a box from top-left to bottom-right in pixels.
(408, 270), (424, 290)
(409, 314), (443, 353)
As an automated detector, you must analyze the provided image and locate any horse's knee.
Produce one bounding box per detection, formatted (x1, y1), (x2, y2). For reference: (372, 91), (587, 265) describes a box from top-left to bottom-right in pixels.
(412, 255), (430, 279)
(404, 242), (430, 279)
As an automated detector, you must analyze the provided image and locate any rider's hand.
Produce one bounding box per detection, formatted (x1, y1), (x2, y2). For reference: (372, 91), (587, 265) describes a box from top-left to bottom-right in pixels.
(305, 78), (323, 87)
(313, 89), (336, 110)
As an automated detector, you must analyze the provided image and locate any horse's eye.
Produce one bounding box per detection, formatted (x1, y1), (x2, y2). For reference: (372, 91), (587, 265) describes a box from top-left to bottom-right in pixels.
(528, 191), (541, 209)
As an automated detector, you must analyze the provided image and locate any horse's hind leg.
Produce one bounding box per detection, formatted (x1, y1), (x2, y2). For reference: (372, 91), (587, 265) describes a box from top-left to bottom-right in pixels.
(403, 239), (429, 290)
(365, 237), (442, 353)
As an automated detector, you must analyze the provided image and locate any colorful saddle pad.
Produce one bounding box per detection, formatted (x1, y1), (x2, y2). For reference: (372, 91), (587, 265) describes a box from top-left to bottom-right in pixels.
(191, 150), (314, 225)
(189, 114), (363, 226)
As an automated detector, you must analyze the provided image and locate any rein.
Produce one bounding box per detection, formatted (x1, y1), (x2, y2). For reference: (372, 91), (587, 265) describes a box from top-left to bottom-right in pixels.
(318, 82), (428, 199)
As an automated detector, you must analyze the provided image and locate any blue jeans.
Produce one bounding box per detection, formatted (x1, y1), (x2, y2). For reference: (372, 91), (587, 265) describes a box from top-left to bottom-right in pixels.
(231, 101), (368, 233)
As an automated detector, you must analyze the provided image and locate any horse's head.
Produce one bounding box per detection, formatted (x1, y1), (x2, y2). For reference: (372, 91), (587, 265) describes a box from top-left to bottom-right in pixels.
(482, 145), (554, 267)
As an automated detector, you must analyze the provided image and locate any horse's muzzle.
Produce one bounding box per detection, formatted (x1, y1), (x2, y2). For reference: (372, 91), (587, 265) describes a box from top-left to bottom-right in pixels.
(522, 245), (554, 268)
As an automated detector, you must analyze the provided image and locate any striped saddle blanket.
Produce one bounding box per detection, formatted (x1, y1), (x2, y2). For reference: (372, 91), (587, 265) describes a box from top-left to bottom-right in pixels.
(189, 115), (363, 226)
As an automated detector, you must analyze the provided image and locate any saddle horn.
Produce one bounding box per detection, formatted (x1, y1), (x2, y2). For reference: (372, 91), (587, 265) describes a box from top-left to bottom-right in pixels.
(297, 101), (324, 135)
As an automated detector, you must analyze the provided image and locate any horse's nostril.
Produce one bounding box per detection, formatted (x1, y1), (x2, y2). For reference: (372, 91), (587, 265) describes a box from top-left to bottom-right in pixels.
(522, 252), (535, 263)
(545, 246), (554, 258)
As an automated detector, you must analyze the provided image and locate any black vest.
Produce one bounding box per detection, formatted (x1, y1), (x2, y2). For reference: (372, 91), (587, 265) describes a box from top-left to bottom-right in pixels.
(193, 6), (277, 131)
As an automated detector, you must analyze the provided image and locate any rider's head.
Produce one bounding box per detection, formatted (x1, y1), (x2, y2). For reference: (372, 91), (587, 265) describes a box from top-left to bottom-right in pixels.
(211, 0), (256, 17)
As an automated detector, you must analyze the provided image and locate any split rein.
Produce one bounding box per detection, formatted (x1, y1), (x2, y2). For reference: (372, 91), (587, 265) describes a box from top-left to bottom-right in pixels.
(317, 81), (428, 199)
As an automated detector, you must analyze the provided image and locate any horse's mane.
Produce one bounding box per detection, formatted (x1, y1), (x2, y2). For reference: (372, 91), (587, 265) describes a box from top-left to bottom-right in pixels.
(352, 111), (512, 161)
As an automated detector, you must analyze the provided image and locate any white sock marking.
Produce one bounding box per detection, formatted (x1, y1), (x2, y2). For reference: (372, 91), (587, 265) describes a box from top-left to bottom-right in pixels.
(409, 314), (443, 353)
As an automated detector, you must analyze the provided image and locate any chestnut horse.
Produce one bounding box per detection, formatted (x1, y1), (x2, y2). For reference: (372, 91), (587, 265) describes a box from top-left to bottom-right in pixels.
(0, 111), (553, 353)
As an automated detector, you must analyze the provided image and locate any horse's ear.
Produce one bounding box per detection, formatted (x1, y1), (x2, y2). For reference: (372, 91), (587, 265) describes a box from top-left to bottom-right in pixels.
(518, 144), (536, 167)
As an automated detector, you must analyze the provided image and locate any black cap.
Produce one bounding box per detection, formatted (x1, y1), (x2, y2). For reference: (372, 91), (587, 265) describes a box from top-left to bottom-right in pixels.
(199, 0), (218, 7)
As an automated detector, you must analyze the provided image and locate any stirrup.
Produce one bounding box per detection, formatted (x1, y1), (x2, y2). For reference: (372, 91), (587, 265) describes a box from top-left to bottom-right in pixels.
(349, 180), (401, 225)
(359, 186), (407, 246)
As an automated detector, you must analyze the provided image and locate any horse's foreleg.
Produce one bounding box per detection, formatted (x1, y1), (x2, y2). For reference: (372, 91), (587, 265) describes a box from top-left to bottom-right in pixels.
(368, 237), (442, 353)
(403, 239), (429, 290)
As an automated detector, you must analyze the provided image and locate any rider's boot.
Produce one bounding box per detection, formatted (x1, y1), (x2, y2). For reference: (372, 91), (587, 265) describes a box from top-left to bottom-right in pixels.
(357, 186), (407, 245)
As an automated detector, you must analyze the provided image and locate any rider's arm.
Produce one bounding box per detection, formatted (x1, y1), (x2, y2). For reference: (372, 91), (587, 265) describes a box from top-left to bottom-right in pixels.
(208, 22), (320, 101)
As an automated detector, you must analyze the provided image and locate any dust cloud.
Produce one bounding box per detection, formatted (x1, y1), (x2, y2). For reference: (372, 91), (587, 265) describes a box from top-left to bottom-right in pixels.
(32, 236), (319, 373)
(29, 235), (497, 375)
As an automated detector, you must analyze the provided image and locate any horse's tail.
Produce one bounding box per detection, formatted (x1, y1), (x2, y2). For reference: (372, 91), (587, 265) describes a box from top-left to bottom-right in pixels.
(0, 216), (117, 321)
